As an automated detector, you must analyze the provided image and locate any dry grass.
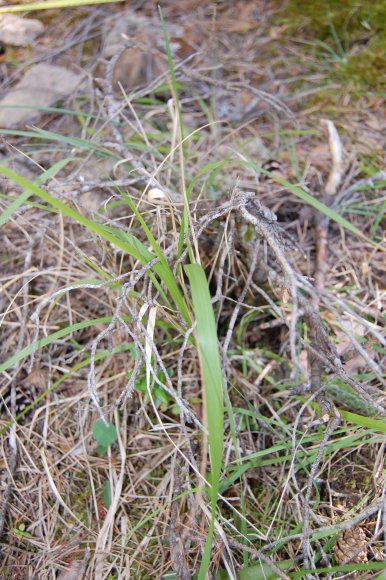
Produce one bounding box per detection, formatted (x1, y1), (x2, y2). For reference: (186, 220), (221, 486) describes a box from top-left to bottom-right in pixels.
(0, 2), (385, 579)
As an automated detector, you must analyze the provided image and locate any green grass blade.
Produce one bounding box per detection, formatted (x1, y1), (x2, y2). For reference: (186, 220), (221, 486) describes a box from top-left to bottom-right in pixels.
(293, 562), (386, 578)
(0, 315), (128, 374)
(215, 559), (292, 580)
(242, 160), (379, 246)
(0, 104), (99, 119)
(340, 409), (386, 432)
(0, 157), (73, 227)
(159, 8), (194, 262)
(184, 264), (224, 580)
(221, 432), (383, 493)
(158, 8), (180, 104)
(0, 166), (188, 320)
(0, 128), (118, 158)
(0, 0), (127, 13)
(0, 167), (151, 262)
(118, 189), (191, 325)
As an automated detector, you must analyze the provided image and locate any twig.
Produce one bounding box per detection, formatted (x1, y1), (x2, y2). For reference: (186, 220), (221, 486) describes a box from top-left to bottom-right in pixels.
(226, 538), (291, 580)
(261, 497), (384, 552)
(0, 429), (17, 542)
(301, 340), (386, 415)
(302, 406), (341, 573)
(313, 120), (344, 300)
(235, 190), (303, 374)
(322, 120), (344, 197)
(169, 464), (191, 580)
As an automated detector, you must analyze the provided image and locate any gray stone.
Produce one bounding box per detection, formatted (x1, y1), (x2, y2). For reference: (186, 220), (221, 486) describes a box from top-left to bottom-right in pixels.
(0, 63), (86, 128)
(0, 14), (44, 47)
(102, 11), (149, 58)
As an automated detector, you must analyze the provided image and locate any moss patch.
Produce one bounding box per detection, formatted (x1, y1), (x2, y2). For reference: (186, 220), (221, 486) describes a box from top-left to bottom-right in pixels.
(342, 38), (386, 91)
(279, 0), (386, 91)
(280, 0), (386, 40)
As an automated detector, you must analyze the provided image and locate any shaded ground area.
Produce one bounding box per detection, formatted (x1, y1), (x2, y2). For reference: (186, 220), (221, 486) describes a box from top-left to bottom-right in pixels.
(0, 1), (385, 578)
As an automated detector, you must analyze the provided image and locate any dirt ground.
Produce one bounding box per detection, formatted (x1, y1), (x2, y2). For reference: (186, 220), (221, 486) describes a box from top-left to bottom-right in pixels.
(0, 1), (385, 578)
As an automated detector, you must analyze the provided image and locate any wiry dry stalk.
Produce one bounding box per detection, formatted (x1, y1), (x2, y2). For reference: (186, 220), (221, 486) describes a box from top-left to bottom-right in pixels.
(1, 5), (384, 574)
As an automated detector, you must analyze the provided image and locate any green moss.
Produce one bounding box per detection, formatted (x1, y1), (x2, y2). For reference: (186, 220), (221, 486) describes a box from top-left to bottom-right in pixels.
(281, 0), (386, 41)
(357, 158), (384, 179)
(342, 39), (386, 90)
(302, 88), (343, 114)
(279, 0), (386, 92)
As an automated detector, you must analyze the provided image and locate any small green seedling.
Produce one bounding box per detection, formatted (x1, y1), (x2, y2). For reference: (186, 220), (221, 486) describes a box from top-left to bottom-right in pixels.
(91, 420), (117, 509)
(92, 419), (118, 455)
(133, 369), (174, 412)
(12, 522), (33, 538)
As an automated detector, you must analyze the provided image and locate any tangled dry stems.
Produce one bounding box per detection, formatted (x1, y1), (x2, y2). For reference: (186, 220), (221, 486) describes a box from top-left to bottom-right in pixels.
(0, 4), (385, 578)
(1, 177), (385, 577)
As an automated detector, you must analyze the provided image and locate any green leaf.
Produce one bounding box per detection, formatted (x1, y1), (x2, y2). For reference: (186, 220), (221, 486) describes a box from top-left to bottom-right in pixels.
(92, 419), (118, 447)
(12, 527), (33, 538)
(215, 559), (292, 580)
(96, 444), (109, 456)
(340, 409), (386, 432)
(184, 264), (224, 580)
(102, 479), (112, 508)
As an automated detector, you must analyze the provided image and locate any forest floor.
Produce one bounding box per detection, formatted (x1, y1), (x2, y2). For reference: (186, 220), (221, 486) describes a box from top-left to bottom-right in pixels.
(0, 1), (385, 579)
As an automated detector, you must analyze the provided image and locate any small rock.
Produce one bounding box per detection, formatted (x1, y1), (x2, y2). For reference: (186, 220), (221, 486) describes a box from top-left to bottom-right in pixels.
(0, 63), (86, 128)
(112, 42), (167, 92)
(102, 11), (169, 93)
(102, 11), (150, 59)
(0, 14), (44, 47)
(243, 136), (269, 159)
